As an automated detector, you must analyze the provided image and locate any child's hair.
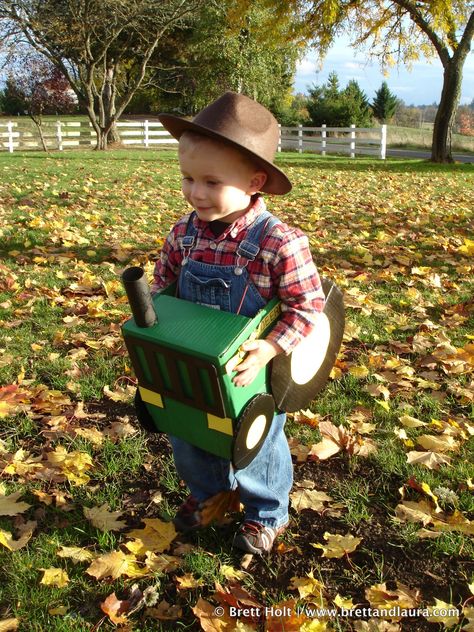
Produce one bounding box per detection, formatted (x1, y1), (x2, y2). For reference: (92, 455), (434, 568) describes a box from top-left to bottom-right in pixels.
(179, 130), (263, 174)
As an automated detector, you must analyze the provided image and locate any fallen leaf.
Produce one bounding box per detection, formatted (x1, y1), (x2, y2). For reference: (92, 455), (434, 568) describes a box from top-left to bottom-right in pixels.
(48, 606), (69, 616)
(101, 592), (130, 625)
(289, 571), (326, 603)
(57, 545), (96, 564)
(423, 598), (460, 626)
(416, 434), (459, 453)
(290, 489), (333, 512)
(147, 600), (183, 621)
(192, 597), (232, 631)
(406, 450), (451, 469)
(0, 520), (36, 551)
(83, 503), (127, 532)
(40, 568), (69, 588)
(125, 518), (177, 554)
(86, 550), (148, 580)
(365, 582), (420, 617)
(311, 532), (362, 558)
(176, 573), (205, 590)
(0, 491), (31, 516)
(200, 490), (241, 527)
(0, 618), (19, 631)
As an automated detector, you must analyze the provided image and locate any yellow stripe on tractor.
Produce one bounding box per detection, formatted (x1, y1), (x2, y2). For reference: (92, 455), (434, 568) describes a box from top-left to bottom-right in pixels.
(139, 386), (164, 408)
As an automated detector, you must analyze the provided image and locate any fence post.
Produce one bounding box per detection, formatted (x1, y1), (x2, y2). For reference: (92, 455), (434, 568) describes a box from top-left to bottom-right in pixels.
(380, 124), (387, 159)
(144, 120), (149, 148)
(7, 121), (14, 153)
(298, 124), (303, 153)
(56, 121), (63, 151)
(350, 124), (356, 158)
(278, 124), (282, 152)
(321, 124), (326, 156)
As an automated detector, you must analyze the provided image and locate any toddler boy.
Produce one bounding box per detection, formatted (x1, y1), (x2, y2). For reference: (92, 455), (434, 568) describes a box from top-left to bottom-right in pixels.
(149, 92), (325, 554)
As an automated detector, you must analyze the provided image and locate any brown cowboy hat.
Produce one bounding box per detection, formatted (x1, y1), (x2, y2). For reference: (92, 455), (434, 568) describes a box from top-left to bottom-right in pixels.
(158, 91), (292, 195)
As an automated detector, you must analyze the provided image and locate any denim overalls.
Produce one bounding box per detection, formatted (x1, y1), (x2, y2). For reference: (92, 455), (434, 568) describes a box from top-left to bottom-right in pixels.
(168, 210), (293, 528)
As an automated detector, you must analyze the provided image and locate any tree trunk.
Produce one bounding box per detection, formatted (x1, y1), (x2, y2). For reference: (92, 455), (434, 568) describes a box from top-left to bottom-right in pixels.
(29, 115), (48, 152)
(431, 61), (463, 163)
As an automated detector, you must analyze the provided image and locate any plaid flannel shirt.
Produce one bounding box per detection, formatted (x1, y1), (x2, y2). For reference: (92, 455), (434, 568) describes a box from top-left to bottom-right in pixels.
(152, 196), (325, 353)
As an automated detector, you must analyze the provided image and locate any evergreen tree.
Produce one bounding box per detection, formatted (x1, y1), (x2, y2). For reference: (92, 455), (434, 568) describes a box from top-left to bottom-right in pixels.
(371, 81), (399, 122)
(307, 72), (372, 127)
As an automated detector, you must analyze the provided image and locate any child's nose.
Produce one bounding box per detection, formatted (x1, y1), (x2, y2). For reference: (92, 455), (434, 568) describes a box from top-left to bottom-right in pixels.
(191, 183), (206, 200)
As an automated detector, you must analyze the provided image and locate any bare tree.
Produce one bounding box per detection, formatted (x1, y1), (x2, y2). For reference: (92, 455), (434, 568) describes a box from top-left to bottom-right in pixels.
(6, 55), (75, 151)
(0, 0), (205, 149)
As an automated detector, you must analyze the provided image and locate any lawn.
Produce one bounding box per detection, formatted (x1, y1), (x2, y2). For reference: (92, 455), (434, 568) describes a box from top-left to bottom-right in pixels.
(0, 149), (473, 632)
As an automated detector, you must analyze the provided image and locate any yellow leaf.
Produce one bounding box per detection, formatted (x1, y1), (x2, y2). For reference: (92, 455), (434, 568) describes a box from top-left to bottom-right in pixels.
(311, 532), (362, 558)
(125, 518), (177, 555)
(308, 438), (341, 460)
(290, 488), (333, 512)
(0, 618), (19, 631)
(0, 491), (31, 516)
(220, 564), (246, 581)
(458, 238), (474, 256)
(192, 597), (232, 632)
(57, 546), (96, 564)
(40, 568), (69, 588)
(103, 384), (135, 402)
(176, 573), (205, 590)
(349, 365), (369, 378)
(333, 594), (354, 610)
(289, 571), (326, 603)
(399, 415), (427, 428)
(406, 450), (451, 470)
(424, 598), (460, 626)
(83, 503), (126, 532)
(416, 434), (459, 453)
(200, 489), (241, 526)
(394, 500), (434, 526)
(0, 521), (36, 551)
(144, 552), (181, 573)
(365, 582), (420, 613)
(375, 399), (390, 412)
(86, 550), (148, 580)
(48, 606), (69, 616)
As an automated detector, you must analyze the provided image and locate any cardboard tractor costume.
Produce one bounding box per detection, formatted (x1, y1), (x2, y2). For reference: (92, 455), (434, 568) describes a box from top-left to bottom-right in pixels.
(121, 266), (344, 469)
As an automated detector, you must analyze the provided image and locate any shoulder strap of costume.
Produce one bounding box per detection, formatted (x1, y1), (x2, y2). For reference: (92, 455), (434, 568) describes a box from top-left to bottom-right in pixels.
(181, 211), (198, 249)
(237, 211), (281, 261)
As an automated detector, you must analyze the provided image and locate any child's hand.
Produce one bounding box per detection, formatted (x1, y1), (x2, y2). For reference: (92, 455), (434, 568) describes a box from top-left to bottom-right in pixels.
(231, 339), (282, 387)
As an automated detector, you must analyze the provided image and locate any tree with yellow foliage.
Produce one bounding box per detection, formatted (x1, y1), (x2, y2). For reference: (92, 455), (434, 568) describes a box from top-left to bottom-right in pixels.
(232, 0), (473, 163)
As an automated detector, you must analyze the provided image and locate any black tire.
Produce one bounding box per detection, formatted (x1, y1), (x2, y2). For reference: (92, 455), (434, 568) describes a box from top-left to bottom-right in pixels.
(232, 393), (275, 470)
(271, 278), (345, 412)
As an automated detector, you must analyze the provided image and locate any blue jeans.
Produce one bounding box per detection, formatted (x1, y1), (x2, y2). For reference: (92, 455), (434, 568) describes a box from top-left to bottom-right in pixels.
(169, 411), (292, 528)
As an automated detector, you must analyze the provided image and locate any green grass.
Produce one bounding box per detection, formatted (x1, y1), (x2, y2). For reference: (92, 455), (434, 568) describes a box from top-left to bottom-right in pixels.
(0, 149), (473, 631)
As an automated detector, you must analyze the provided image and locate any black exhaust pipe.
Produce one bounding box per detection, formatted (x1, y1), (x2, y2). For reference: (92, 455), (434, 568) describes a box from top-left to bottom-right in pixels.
(121, 266), (157, 328)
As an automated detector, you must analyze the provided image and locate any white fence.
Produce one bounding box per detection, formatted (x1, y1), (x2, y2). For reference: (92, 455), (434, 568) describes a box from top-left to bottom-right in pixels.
(280, 124), (387, 159)
(0, 119), (386, 159)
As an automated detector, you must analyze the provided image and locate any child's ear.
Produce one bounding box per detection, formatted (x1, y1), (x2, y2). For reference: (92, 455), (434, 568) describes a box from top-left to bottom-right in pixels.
(249, 171), (267, 193)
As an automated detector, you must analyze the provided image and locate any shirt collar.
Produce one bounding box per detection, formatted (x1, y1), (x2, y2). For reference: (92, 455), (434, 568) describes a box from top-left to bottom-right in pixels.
(192, 194), (267, 238)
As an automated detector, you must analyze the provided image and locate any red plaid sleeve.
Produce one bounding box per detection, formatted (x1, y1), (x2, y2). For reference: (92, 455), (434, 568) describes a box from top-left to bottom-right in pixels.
(261, 224), (325, 353)
(151, 215), (189, 293)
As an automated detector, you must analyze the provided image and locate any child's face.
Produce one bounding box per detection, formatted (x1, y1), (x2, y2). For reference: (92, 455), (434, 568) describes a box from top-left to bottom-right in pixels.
(179, 138), (266, 223)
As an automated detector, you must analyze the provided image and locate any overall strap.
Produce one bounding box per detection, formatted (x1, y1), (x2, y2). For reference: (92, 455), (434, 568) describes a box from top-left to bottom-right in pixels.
(180, 212), (198, 263)
(236, 211), (280, 262)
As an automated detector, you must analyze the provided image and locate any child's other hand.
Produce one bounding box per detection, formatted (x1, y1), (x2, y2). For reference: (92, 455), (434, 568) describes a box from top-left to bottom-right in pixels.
(231, 339), (282, 387)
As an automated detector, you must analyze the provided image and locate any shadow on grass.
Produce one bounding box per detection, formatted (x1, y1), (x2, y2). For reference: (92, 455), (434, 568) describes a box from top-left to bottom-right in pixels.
(0, 242), (160, 266)
(2, 148), (473, 175)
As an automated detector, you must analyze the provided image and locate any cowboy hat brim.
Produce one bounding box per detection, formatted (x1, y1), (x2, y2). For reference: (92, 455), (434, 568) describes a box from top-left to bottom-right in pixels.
(158, 113), (292, 195)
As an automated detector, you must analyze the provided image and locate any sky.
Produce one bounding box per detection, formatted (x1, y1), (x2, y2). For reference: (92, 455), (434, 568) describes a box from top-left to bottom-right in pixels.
(293, 36), (474, 106)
